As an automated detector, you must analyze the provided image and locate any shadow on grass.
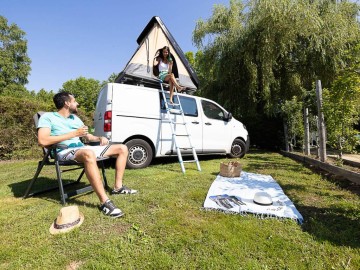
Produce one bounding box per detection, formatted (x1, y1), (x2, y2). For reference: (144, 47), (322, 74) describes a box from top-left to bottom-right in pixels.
(8, 176), (99, 209)
(299, 205), (360, 248)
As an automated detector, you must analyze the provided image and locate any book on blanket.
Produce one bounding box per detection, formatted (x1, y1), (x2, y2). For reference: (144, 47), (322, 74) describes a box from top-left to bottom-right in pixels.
(209, 195), (246, 209)
(203, 171), (304, 224)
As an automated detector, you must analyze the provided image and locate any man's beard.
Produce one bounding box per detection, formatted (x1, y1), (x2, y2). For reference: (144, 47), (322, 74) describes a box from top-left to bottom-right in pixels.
(69, 107), (78, 114)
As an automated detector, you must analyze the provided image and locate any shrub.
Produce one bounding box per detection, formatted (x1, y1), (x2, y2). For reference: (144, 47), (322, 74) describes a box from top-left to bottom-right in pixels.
(0, 96), (94, 160)
(0, 96), (53, 159)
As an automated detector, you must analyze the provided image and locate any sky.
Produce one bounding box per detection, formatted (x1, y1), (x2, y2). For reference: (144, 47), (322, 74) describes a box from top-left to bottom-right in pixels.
(2, 0), (230, 92)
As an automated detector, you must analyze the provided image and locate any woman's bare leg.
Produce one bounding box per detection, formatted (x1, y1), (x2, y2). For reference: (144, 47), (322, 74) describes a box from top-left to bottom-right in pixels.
(169, 81), (174, 103)
(165, 73), (185, 103)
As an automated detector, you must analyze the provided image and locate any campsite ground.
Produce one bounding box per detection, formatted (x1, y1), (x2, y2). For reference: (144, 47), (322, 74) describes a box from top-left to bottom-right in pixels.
(0, 150), (359, 269)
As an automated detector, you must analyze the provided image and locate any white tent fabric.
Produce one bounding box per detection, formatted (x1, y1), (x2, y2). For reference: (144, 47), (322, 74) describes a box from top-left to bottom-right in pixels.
(117, 16), (199, 90)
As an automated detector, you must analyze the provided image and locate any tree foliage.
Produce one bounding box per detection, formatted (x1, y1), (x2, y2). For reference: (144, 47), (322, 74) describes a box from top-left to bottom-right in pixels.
(193, 0), (360, 148)
(281, 96), (304, 149)
(323, 45), (360, 152)
(0, 16), (31, 94)
(60, 76), (102, 113)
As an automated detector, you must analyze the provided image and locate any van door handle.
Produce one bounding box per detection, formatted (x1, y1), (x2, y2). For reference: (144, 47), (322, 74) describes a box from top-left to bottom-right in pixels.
(205, 122), (212, 125)
(191, 121), (200, 124)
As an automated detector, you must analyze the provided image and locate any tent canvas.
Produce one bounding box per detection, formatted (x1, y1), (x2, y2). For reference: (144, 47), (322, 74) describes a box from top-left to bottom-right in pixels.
(115, 16), (199, 91)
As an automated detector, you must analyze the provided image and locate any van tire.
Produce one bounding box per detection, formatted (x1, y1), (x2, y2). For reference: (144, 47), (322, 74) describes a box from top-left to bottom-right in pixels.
(125, 139), (153, 169)
(229, 139), (246, 158)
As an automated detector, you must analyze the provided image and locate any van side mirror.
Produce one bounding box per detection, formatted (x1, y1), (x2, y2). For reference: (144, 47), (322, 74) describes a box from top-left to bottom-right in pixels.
(225, 112), (232, 121)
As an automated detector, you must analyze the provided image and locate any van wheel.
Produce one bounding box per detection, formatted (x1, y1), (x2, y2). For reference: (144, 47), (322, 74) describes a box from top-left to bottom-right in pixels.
(125, 139), (153, 169)
(229, 139), (246, 158)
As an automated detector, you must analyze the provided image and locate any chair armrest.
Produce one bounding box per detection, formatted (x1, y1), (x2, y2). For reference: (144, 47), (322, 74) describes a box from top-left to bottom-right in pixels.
(88, 141), (100, 146)
(45, 144), (69, 150)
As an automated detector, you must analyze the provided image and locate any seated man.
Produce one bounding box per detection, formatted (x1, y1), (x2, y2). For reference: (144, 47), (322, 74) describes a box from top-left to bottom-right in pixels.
(37, 92), (137, 218)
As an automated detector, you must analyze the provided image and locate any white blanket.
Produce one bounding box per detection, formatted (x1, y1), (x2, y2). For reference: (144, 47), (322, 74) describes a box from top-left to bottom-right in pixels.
(203, 171), (304, 224)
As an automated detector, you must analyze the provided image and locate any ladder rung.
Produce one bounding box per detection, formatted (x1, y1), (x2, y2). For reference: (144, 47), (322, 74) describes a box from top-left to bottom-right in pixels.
(168, 109), (182, 114)
(183, 160), (197, 163)
(174, 134), (189, 137)
(162, 120), (186, 125)
(178, 147), (193, 150)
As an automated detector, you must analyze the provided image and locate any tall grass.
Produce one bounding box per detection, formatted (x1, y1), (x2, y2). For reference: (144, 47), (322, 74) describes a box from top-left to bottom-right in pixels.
(0, 151), (359, 269)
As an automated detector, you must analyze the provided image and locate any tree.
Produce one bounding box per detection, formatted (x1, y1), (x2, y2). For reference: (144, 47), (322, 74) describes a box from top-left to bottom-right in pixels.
(193, 0), (360, 148)
(60, 77), (101, 113)
(323, 45), (360, 155)
(100, 72), (118, 88)
(281, 96), (304, 151)
(36, 88), (55, 104)
(0, 16), (31, 94)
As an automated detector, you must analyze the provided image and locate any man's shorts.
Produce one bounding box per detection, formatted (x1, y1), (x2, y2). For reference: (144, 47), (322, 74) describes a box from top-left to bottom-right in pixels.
(57, 145), (111, 162)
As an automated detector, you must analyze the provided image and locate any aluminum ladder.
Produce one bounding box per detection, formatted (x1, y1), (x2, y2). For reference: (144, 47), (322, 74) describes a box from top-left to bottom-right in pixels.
(159, 82), (201, 173)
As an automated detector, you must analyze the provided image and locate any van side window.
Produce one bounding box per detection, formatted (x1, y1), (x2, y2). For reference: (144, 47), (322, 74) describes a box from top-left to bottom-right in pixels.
(202, 100), (224, 120)
(160, 94), (198, 117)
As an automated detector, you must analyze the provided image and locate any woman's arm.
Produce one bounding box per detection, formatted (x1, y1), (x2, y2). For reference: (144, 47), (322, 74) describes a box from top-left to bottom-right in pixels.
(154, 57), (160, 66)
(168, 61), (173, 73)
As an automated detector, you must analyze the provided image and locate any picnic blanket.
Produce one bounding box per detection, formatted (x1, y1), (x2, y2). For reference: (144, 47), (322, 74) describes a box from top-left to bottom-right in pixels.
(203, 171), (304, 224)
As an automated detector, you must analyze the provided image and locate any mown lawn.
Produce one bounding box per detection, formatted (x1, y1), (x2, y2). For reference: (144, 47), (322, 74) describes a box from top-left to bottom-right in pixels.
(0, 151), (359, 269)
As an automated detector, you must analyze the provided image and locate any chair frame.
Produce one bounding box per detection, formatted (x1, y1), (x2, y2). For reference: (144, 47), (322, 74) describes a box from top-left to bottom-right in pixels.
(24, 112), (109, 205)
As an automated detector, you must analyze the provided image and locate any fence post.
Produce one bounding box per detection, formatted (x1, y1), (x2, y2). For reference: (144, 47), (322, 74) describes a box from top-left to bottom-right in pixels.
(315, 80), (327, 162)
(304, 107), (310, 155)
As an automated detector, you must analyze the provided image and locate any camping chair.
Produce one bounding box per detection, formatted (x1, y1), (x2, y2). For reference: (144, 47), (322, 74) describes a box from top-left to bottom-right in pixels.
(23, 112), (109, 205)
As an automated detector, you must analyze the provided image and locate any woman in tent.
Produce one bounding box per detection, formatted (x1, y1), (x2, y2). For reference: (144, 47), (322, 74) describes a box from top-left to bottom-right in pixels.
(154, 46), (186, 104)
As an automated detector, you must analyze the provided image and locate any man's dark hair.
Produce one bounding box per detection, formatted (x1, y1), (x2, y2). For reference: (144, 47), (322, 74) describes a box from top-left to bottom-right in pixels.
(53, 92), (73, 109)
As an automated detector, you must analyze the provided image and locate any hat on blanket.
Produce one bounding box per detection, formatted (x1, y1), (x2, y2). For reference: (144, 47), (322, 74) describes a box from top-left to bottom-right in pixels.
(253, 192), (273, 206)
(49, 206), (84, 235)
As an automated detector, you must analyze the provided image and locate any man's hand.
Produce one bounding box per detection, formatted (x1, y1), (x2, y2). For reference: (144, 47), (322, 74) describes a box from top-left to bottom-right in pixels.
(99, 136), (109, 146)
(76, 126), (89, 137)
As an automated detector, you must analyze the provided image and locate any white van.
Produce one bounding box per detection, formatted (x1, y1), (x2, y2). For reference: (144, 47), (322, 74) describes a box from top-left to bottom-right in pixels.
(93, 83), (249, 169)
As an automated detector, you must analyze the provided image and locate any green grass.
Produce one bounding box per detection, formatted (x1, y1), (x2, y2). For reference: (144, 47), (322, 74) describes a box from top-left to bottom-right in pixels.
(0, 151), (359, 269)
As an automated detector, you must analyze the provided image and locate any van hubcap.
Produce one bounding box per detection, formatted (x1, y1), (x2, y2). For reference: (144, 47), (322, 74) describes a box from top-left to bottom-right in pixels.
(129, 146), (147, 164)
(232, 144), (241, 155)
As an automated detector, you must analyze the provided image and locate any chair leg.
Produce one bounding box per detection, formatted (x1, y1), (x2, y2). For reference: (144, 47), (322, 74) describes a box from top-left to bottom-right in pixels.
(24, 155), (48, 198)
(76, 169), (85, 183)
(100, 161), (109, 190)
(55, 160), (66, 205)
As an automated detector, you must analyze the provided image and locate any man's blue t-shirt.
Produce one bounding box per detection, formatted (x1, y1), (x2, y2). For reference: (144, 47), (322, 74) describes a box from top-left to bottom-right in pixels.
(37, 112), (85, 148)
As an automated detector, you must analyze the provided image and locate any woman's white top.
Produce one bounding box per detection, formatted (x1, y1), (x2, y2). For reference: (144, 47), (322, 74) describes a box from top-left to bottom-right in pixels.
(158, 59), (169, 72)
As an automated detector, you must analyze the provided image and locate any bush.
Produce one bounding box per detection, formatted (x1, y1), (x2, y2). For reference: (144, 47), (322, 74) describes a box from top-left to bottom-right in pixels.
(0, 96), (53, 160)
(0, 96), (94, 160)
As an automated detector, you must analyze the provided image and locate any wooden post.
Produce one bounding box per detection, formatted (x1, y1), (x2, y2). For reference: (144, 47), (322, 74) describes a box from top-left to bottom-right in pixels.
(304, 107), (310, 155)
(284, 121), (289, 152)
(315, 80), (327, 162)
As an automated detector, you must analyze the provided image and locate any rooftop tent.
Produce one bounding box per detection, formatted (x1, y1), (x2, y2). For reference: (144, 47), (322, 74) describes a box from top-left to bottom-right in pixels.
(115, 16), (199, 91)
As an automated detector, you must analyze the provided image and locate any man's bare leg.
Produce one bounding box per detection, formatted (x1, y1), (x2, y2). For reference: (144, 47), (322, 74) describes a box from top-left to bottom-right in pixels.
(103, 144), (128, 190)
(75, 149), (108, 203)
